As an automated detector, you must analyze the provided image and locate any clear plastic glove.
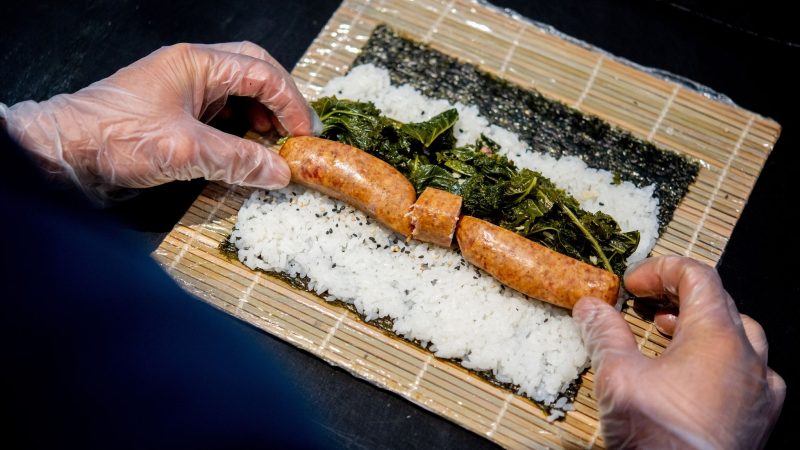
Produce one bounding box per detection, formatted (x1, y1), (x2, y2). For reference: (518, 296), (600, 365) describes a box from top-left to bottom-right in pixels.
(573, 256), (785, 449)
(0, 41), (321, 202)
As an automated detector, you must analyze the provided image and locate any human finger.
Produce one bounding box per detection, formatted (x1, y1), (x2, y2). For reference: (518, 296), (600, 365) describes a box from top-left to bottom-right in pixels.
(653, 308), (678, 336)
(204, 41), (283, 70)
(197, 47), (321, 136)
(180, 120), (290, 189)
(623, 256), (737, 334)
(247, 100), (274, 134)
(573, 297), (640, 371)
(740, 315), (769, 363)
(767, 368), (787, 409)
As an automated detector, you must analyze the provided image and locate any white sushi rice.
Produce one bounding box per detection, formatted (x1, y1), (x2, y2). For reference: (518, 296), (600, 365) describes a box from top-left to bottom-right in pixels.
(232, 65), (660, 405)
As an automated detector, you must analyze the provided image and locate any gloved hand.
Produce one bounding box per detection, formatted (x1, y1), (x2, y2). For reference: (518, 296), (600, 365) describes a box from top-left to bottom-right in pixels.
(573, 256), (785, 449)
(0, 41), (321, 202)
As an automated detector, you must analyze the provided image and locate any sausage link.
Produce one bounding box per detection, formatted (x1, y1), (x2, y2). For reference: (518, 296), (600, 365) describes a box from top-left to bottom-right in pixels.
(455, 215), (619, 308)
(279, 136), (416, 237)
(406, 187), (463, 247)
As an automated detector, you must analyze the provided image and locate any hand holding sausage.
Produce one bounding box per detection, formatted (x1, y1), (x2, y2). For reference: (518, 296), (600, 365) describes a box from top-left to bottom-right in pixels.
(573, 256), (785, 449)
(0, 42), (321, 202)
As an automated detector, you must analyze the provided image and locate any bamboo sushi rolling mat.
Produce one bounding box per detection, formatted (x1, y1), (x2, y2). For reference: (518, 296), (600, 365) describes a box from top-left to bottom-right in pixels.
(152, 1), (781, 448)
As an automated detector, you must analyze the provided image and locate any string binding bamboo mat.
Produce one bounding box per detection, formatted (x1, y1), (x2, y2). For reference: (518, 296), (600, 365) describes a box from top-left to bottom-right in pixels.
(153, 1), (781, 448)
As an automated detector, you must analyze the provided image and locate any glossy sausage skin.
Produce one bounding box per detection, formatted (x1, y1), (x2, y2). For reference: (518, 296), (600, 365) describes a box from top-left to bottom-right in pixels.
(406, 187), (463, 247)
(279, 136), (416, 237)
(455, 216), (619, 308)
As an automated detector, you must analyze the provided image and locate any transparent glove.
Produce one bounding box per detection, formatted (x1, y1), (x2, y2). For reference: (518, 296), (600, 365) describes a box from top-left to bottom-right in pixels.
(0, 41), (321, 202)
(573, 255), (785, 449)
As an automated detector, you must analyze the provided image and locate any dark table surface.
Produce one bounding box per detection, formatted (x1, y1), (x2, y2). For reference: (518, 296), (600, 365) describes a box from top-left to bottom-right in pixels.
(3, 1), (798, 448)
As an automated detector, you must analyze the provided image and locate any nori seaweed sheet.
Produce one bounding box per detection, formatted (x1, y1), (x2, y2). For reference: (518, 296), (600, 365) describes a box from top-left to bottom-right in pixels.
(352, 25), (700, 230)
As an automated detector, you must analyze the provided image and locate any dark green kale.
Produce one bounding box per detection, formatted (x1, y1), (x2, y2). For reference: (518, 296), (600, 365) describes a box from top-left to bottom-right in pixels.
(312, 96), (639, 275)
(314, 97), (409, 168)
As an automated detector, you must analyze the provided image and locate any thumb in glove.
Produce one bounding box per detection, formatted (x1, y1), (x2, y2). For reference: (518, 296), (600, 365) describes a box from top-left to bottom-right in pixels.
(573, 256), (785, 450)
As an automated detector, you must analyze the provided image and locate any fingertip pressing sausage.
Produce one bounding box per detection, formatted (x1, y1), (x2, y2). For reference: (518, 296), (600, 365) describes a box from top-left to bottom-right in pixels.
(406, 187), (463, 247)
(279, 136), (417, 237)
(455, 215), (619, 308)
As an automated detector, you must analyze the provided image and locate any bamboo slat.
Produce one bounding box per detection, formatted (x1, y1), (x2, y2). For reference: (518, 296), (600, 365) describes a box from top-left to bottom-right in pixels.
(153, 1), (780, 448)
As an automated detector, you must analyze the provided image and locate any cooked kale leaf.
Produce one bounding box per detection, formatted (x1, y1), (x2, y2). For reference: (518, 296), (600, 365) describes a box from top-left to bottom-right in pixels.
(312, 96), (639, 275)
(400, 108), (458, 148)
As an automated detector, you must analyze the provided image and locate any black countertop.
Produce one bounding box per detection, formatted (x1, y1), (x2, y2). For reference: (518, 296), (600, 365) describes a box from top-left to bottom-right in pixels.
(3, 1), (797, 448)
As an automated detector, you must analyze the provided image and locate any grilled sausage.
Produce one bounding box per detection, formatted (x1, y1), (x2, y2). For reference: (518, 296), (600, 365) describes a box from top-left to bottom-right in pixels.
(279, 136), (416, 237)
(455, 215), (619, 308)
(406, 187), (463, 247)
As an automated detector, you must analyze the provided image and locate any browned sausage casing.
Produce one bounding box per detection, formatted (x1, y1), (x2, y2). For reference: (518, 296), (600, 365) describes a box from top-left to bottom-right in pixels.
(455, 215), (619, 308)
(279, 136), (416, 237)
(406, 187), (463, 247)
